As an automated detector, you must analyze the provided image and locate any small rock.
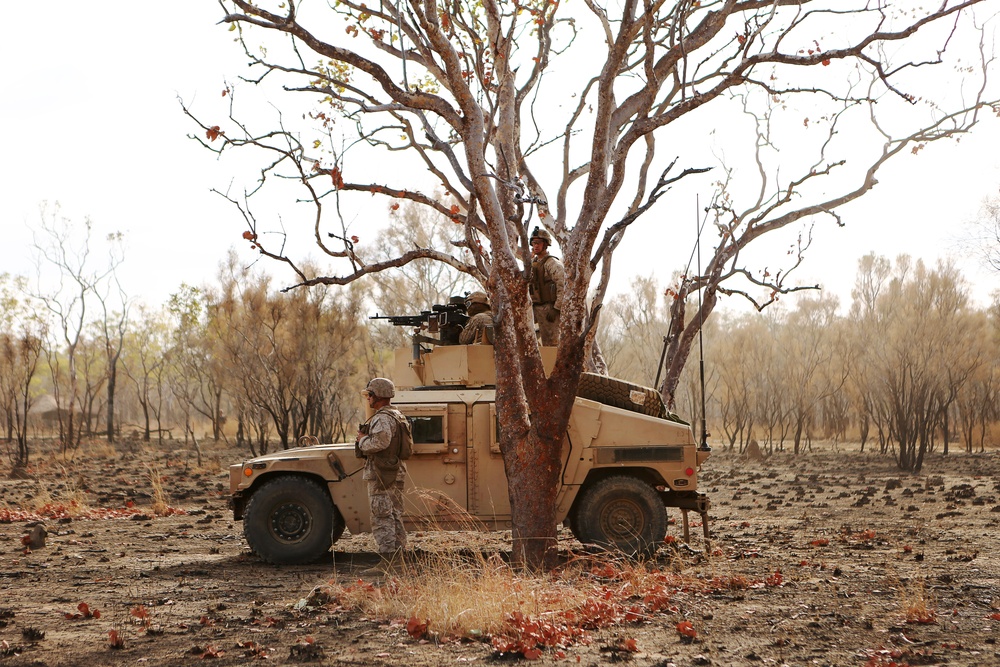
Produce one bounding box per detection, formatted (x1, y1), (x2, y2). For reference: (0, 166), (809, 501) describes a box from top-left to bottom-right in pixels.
(21, 524), (47, 550)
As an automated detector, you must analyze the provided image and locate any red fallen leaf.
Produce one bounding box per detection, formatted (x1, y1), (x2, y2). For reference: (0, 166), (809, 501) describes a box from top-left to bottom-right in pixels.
(989, 613), (1000, 621)
(201, 645), (224, 659)
(206, 126), (223, 142)
(406, 616), (428, 639)
(522, 647), (543, 660)
(676, 621), (697, 638)
(200, 615), (215, 626)
(765, 570), (784, 587)
(810, 539), (829, 547)
(619, 638), (639, 652)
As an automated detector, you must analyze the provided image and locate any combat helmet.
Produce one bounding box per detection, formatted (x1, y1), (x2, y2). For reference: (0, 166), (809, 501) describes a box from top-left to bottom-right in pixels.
(465, 291), (489, 307)
(530, 226), (552, 247)
(366, 377), (395, 399)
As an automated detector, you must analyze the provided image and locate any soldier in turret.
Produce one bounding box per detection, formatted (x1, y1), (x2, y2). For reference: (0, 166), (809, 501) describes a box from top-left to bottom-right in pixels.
(529, 226), (565, 346)
(459, 291), (493, 344)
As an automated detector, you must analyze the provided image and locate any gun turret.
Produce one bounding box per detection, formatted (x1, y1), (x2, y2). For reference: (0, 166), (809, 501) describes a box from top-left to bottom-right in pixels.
(370, 296), (470, 345)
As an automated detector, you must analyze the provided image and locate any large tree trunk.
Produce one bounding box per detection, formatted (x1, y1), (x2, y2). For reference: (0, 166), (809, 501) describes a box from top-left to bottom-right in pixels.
(491, 272), (585, 570)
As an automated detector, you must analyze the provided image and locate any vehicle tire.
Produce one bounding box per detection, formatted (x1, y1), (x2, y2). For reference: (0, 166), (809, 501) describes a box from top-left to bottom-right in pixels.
(244, 476), (335, 565)
(576, 373), (666, 418)
(572, 476), (667, 557)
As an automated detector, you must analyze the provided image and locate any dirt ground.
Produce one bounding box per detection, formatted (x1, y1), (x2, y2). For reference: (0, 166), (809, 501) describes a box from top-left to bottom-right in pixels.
(1, 441), (999, 667)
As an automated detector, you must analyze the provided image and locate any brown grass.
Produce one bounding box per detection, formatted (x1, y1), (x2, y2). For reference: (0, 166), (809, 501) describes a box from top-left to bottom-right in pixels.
(900, 578), (937, 624)
(145, 464), (170, 516)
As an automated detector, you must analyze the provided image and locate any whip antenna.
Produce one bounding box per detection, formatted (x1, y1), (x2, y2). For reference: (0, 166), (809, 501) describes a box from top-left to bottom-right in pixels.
(695, 196), (710, 451)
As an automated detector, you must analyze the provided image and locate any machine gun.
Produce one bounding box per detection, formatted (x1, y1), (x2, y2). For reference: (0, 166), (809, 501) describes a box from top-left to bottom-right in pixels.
(370, 296), (469, 346)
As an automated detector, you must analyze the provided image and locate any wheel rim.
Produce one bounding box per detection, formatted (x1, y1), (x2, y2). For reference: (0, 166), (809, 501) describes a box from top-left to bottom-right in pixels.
(270, 502), (312, 543)
(599, 498), (646, 541)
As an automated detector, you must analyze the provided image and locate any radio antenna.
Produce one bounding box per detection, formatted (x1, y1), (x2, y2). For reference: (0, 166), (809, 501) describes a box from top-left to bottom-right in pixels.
(695, 196), (710, 451)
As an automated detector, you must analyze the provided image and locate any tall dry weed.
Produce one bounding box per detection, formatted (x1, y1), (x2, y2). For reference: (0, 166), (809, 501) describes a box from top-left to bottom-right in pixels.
(900, 578), (937, 624)
(146, 464), (169, 516)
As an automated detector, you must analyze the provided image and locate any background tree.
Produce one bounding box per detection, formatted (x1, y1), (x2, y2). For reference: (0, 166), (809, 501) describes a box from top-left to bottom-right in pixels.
(852, 256), (976, 472)
(29, 205), (124, 454)
(0, 274), (45, 471)
(120, 304), (170, 443)
(779, 295), (842, 454)
(93, 256), (130, 444)
(184, 0), (996, 568)
(210, 258), (368, 450)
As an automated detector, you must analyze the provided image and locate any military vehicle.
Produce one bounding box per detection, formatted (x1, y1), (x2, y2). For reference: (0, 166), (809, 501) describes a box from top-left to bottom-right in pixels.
(229, 318), (711, 564)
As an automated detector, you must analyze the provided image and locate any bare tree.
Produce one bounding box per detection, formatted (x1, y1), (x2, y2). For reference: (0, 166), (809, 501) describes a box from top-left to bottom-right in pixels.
(28, 205), (124, 454)
(853, 256), (976, 472)
(121, 304), (170, 443)
(966, 188), (1000, 271)
(0, 274), (46, 470)
(210, 258), (368, 451)
(779, 295), (843, 454)
(93, 249), (130, 444)
(187, 0), (997, 568)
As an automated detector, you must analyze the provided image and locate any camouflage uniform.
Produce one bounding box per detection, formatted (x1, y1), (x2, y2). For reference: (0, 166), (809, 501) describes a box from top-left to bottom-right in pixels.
(358, 406), (408, 554)
(460, 311), (493, 344)
(459, 291), (493, 345)
(530, 253), (564, 346)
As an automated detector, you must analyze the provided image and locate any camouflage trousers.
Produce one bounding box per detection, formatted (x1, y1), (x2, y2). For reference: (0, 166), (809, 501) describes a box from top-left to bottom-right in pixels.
(367, 478), (407, 554)
(533, 303), (560, 346)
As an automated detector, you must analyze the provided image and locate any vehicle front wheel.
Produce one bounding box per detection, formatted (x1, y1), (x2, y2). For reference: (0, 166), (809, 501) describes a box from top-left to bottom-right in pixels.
(244, 476), (335, 565)
(572, 476), (667, 558)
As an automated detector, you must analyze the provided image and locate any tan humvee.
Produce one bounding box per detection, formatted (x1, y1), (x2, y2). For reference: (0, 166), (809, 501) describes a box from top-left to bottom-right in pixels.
(229, 343), (711, 564)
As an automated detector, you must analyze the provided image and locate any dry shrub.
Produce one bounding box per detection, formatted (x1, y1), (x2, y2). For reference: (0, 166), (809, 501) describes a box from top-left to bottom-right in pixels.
(900, 578), (937, 624)
(145, 465), (169, 516)
(20, 474), (91, 518)
(322, 488), (716, 648)
(339, 551), (597, 638)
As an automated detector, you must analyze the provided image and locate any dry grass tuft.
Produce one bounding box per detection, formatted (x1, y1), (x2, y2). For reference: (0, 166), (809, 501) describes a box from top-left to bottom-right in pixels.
(18, 472), (92, 517)
(900, 578), (937, 624)
(339, 551), (595, 637)
(145, 464), (170, 516)
(319, 488), (712, 648)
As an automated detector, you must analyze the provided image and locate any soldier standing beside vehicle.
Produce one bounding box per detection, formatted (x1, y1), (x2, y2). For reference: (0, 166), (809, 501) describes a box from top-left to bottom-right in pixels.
(356, 378), (409, 569)
(529, 226), (565, 346)
(459, 291), (493, 344)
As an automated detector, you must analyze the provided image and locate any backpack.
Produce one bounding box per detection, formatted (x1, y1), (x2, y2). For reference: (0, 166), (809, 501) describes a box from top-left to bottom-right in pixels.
(396, 413), (413, 460)
(381, 407), (413, 461)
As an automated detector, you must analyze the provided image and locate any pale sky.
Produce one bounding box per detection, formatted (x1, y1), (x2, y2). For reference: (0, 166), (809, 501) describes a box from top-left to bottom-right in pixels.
(3, 3), (999, 314)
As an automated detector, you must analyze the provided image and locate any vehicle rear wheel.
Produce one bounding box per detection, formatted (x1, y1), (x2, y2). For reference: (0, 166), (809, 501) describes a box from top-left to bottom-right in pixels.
(573, 476), (666, 557)
(244, 476), (334, 565)
(576, 373), (666, 418)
